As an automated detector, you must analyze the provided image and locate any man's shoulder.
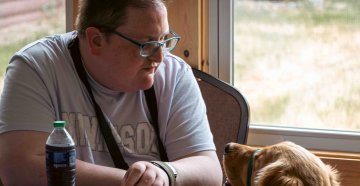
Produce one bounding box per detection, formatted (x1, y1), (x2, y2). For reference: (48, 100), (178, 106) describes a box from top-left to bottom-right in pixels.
(164, 54), (187, 66)
(11, 32), (76, 68)
(16, 31), (75, 57)
(154, 54), (194, 91)
(160, 54), (191, 74)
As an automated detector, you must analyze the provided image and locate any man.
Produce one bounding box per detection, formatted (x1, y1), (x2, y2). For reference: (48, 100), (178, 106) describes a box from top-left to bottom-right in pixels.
(0, 0), (222, 185)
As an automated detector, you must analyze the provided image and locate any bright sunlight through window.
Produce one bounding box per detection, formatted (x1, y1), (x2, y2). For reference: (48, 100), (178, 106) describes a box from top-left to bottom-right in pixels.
(233, 0), (360, 132)
(0, 0), (65, 92)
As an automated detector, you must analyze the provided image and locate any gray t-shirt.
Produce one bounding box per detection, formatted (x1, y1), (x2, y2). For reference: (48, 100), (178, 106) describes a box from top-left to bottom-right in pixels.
(0, 31), (215, 167)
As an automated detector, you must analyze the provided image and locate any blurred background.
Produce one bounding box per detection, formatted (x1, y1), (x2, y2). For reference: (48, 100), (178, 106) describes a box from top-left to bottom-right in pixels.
(0, 0), (65, 90)
(233, 0), (360, 131)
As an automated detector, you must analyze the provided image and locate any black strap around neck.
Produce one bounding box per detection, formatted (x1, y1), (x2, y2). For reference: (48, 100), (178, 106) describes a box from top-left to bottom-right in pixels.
(144, 87), (168, 162)
(68, 37), (168, 169)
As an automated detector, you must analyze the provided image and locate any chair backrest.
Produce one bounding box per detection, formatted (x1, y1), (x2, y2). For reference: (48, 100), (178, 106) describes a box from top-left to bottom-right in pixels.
(192, 68), (250, 162)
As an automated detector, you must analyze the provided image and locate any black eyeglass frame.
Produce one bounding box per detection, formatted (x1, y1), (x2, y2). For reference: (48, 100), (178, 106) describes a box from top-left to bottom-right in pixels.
(109, 29), (181, 58)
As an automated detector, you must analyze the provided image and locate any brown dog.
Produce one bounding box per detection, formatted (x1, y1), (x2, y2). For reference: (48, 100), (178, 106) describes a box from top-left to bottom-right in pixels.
(223, 141), (340, 186)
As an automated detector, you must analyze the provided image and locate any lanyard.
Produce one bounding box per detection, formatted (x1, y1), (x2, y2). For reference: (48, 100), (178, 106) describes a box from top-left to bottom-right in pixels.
(68, 36), (168, 169)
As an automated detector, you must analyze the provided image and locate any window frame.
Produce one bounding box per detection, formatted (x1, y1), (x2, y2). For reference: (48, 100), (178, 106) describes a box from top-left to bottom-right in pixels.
(208, 0), (360, 153)
(208, 0), (233, 84)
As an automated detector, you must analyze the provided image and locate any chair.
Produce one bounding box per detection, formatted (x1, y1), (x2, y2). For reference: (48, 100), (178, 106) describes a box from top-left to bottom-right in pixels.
(192, 68), (250, 163)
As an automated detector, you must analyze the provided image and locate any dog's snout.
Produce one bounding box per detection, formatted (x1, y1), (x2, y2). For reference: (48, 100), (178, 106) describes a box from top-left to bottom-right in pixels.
(224, 180), (232, 186)
(224, 143), (232, 154)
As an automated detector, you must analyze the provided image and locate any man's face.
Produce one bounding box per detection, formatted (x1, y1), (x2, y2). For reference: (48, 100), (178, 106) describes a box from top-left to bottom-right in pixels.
(97, 5), (169, 92)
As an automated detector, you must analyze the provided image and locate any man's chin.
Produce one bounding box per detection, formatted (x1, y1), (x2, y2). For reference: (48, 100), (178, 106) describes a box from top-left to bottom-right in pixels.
(141, 77), (155, 90)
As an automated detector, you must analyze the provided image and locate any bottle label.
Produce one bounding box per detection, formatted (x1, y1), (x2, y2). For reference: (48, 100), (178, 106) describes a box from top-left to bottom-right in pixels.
(46, 145), (76, 169)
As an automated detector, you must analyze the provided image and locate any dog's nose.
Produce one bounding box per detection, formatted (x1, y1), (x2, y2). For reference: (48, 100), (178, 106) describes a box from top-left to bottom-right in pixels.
(224, 143), (232, 154)
(224, 180), (232, 186)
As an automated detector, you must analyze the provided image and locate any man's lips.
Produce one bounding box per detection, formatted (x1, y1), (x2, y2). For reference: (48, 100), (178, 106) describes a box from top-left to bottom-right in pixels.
(144, 62), (160, 73)
(144, 67), (156, 73)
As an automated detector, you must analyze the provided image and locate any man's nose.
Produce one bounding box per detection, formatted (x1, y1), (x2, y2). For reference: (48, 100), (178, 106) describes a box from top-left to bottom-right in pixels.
(147, 47), (165, 63)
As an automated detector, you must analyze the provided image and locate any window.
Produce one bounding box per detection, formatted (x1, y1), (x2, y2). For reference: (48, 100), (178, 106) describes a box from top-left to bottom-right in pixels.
(0, 0), (66, 93)
(209, 0), (360, 152)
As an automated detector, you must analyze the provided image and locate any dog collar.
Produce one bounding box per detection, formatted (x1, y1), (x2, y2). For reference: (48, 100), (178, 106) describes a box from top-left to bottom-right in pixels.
(247, 149), (261, 186)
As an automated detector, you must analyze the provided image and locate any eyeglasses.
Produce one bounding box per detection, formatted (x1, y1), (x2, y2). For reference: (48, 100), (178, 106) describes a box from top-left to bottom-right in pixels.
(110, 30), (181, 58)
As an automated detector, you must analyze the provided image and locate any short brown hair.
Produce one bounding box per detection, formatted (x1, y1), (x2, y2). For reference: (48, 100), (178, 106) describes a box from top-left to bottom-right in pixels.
(75, 0), (168, 37)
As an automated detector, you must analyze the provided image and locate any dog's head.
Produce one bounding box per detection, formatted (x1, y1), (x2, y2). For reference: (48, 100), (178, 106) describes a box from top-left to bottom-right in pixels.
(223, 141), (340, 186)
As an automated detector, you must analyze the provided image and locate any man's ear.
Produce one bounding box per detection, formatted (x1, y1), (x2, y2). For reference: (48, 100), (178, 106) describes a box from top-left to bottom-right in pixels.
(84, 27), (105, 55)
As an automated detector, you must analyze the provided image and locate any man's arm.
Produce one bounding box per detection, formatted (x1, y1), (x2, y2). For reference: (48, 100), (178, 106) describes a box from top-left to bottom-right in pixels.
(121, 151), (222, 186)
(0, 131), (222, 186)
(0, 131), (127, 186)
(171, 151), (223, 186)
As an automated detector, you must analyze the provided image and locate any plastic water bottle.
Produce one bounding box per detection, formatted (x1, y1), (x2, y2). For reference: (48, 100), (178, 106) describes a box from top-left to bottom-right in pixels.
(46, 121), (76, 186)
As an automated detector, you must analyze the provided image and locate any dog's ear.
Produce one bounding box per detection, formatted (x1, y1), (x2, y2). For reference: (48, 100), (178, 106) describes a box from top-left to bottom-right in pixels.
(326, 164), (341, 186)
(254, 160), (305, 186)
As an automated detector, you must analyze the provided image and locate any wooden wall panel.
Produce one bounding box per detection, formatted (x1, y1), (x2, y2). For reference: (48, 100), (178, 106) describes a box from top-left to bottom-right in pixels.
(201, 0), (209, 72)
(73, 0), (79, 26)
(315, 151), (360, 186)
(167, 0), (202, 68)
(320, 157), (360, 186)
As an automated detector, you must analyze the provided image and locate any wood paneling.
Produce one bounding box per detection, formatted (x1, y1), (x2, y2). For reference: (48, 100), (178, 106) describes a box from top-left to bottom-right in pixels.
(320, 157), (360, 186)
(314, 151), (360, 186)
(167, 0), (202, 68)
(201, 0), (209, 72)
(73, 0), (79, 27)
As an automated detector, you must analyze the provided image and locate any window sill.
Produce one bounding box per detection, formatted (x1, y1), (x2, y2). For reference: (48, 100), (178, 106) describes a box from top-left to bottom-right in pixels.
(248, 124), (360, 153)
